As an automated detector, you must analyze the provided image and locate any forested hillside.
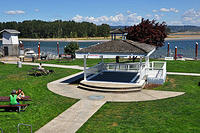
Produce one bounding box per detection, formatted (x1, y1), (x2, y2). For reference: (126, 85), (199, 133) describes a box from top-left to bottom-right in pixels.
(0, 20), (110, 38)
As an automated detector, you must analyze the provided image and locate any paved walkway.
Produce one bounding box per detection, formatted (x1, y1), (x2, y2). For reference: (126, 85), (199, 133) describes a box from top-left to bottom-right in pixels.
(36, 100), (106, 133)
(167, 72), (200, 76)
(3, 61), (84, 70)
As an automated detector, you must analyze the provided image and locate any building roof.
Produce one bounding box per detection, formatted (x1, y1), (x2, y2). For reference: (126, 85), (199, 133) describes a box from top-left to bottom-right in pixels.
(0, 29), (20, 34)
(76, 40), (156, 56)
(110, 28), (127, 34)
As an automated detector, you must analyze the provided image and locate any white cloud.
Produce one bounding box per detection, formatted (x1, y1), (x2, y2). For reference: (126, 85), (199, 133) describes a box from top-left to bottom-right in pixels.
(5, 10), (25, 15)
(153, 8), (179, 13)
(170, 8), (179, 13)
(72, 14), (83, 22)
(72, 13), (142, 25)
(152, 10), (157, 13)
(35, 9), (39, 12)
(160, 8), (170, 12)
(182, 9), (200, 25)
(146, 14), (152, 18)
(167, 21), (183, 25)
(154, 14), (161, 20)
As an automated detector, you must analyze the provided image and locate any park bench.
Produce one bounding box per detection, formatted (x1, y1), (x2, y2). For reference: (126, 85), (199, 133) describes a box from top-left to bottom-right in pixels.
(0, 96), (31, 102)
(0, 104), (29, 112)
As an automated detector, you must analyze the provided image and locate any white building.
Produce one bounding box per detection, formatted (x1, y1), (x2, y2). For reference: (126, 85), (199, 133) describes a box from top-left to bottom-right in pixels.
(0, 29), (20, 56)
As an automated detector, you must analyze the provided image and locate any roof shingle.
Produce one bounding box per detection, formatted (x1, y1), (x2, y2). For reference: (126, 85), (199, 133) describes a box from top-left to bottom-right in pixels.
(76, 40), (156, 55)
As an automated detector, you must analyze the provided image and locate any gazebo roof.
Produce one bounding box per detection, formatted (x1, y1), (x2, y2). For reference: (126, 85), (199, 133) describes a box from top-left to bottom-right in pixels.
(76, 40), (156, 56)
(110, 28), (127, 34)
(0, 29), (20, 34)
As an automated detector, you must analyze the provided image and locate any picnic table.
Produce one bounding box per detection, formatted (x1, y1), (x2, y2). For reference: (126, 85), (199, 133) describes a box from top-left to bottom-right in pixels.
(0, 96), (31, 102)
(0, 96), (31, 112)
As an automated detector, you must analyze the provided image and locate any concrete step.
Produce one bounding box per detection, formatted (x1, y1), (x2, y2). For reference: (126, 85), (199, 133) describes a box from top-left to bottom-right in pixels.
(80, 80), (145, 89)
(78, 84), (142, 93)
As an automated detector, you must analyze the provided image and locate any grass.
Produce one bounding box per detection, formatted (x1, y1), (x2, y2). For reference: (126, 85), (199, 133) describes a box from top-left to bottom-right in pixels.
(165, 60), (200, 73)
(37, 58), (115, 67)
(77, 75), (200, 133)
(0, 64), (81, 132)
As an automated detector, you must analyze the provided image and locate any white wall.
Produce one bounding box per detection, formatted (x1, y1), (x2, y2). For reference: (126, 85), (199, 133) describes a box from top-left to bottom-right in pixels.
(2, 32), (19, 45)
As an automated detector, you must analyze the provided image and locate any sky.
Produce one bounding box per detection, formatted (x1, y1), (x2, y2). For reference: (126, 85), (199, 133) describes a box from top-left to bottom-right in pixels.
(0, 0), (200, 26)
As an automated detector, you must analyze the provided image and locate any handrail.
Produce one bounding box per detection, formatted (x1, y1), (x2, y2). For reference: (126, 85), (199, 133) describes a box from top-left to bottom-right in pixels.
(18, 123), (32, 133)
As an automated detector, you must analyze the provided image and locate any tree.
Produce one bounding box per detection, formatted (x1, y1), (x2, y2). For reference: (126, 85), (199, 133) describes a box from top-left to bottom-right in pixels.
(64, 42), (79, 58)
(126, 18), (167, 47)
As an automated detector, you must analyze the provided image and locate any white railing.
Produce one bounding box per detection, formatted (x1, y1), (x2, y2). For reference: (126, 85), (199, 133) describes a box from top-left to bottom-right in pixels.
(85, 61), (166, 83)
(104, 62), (141, 72)
(147, 61), (167, 84)
(85, 63), (105, 79)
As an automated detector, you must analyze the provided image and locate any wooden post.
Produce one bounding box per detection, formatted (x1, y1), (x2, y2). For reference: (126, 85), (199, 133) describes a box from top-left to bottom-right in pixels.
(167, 43), (170, 57)
(57, 42), (59, 57)
(195, 42), (198, 60)
(38, 42), (40, 59)
(175, 46), (177, 60)
(84, 55), (87, 80)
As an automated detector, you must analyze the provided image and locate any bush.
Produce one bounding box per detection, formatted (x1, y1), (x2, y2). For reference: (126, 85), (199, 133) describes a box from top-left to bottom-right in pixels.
(64, 42), (79, 58)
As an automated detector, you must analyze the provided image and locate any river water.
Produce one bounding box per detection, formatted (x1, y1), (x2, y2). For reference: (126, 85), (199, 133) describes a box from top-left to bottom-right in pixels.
(1, 39), (200, 58)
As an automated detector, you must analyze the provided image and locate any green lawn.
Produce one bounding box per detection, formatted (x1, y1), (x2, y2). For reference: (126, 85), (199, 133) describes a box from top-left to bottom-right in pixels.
(77, 75), (200, 133)
(166, 60), (200, 73)
(0, 64), (80, 132)
(37, 58), (115, 67)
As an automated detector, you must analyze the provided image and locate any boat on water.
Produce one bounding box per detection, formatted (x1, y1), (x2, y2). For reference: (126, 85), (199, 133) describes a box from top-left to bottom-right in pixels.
(24, 48), (37, 57)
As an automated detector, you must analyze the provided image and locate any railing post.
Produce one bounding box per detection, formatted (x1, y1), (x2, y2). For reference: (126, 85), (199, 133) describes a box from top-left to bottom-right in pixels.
(0, 128), (3, 133)
(18, 123), (32, 133)
(84, 55), (87, 80)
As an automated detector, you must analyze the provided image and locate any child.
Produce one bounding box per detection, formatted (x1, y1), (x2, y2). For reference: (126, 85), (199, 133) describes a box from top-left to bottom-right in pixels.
(16, 88), (25, 100)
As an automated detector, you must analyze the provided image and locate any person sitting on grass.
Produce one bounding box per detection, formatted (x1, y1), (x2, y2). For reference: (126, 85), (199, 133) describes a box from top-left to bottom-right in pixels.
(10, 90), (19, 105)
(16, 88), (25, 100)
(38, 63), (44, 70)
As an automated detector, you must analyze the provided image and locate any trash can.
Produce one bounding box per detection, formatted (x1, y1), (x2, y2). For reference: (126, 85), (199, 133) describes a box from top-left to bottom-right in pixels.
(17, 61), (22, 68)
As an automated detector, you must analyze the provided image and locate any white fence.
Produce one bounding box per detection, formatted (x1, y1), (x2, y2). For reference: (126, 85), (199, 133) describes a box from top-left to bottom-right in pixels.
(85, 61), (166, 84)
(147, 61), (167, 84)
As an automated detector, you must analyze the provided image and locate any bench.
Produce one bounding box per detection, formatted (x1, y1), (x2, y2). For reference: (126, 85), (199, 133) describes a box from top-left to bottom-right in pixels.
(0, 104), (29, 112)
(0, 96), (31, 102)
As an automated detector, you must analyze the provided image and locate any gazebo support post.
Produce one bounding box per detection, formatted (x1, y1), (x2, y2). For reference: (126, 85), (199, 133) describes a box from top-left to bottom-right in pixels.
(139, 56), (142, 76)
(84, 55), (87, 80)
(145, 56), (149, 68)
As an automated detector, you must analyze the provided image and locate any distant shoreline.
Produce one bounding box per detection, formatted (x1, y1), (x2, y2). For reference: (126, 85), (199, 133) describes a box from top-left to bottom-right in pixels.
(1, 37), (200, 42)
(19, 37), (200, 42)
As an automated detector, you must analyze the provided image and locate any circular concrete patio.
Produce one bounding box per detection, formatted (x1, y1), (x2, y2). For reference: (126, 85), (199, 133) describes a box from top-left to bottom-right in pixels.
(47, 72), (185, 102)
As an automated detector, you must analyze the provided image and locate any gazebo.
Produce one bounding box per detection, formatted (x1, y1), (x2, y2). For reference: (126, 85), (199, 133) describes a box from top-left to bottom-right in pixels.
(75, 38), (166, 92)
